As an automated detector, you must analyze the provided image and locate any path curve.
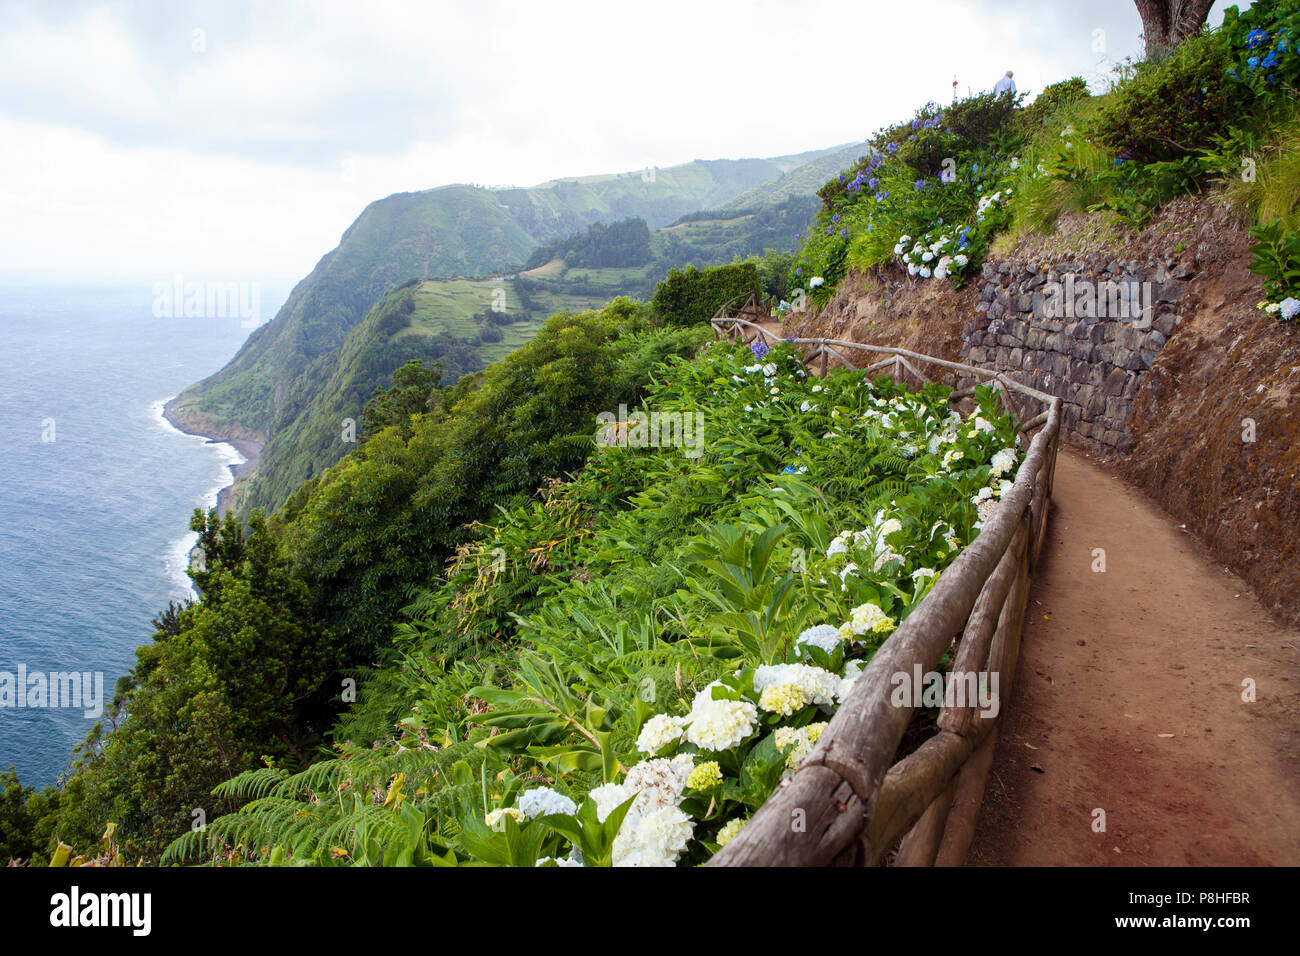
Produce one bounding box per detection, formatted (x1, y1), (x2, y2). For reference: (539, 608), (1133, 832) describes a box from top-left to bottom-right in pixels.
(968, 448), (1300, 865)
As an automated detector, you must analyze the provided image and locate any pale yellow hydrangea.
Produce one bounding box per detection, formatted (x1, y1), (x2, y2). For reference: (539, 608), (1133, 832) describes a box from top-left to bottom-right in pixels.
(716, 817), (746, 847)
(849, 601), (895, 636)
(759, 682), (807, 716)
(773, 721), (830, 772)
(686, 761), (723, 791)
(485, 807), (525, 831)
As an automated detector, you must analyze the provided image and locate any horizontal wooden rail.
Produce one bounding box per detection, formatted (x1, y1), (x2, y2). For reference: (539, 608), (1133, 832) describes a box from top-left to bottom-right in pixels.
(706, 316), (1061, 867)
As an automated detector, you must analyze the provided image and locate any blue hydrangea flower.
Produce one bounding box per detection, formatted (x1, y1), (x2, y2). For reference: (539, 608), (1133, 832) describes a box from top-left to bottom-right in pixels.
(1262, 49), (1279, 68)
(1247, 55), (1260, 69)
(1246, 28), (1269, 49)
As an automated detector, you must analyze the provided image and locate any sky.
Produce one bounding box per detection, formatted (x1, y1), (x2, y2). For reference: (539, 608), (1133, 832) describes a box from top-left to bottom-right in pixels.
(0, 0), (1245, 285)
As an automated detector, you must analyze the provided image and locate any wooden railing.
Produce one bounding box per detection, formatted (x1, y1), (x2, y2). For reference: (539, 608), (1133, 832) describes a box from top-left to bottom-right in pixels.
(711, 290), (773, 333)
(705, 315), (1061, 867)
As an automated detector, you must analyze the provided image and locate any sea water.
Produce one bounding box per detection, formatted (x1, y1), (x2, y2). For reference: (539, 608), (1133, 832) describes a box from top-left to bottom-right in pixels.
(0, 282), (283, 786)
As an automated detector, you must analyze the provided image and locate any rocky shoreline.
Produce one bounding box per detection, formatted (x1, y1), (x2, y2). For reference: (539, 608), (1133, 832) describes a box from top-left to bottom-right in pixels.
(161, 397), (263, 518)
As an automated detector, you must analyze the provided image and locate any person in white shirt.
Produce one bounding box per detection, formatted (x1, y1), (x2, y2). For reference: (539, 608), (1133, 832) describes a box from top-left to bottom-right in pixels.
(993, 70), (1016, 97)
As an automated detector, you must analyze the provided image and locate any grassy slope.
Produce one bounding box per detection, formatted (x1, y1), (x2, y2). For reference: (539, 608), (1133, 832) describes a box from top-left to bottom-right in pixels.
(235, 271), (648, 511)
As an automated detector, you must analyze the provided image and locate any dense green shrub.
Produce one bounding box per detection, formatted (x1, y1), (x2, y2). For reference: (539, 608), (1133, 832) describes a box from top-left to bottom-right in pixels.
(1087, 32), (1238, 163)
(1015, 77), (1091, 136)
(650, 262), (760, 325)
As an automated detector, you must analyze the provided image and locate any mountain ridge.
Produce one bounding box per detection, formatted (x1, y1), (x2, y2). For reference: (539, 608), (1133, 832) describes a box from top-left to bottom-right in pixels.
(167, 140), (868, 514)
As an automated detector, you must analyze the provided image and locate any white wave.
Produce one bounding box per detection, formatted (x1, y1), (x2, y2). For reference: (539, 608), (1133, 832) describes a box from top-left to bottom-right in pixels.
(152, 396), (248, 599)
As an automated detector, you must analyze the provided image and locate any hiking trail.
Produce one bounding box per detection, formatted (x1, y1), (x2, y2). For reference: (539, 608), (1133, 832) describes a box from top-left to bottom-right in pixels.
(968, 448), (1300, 865)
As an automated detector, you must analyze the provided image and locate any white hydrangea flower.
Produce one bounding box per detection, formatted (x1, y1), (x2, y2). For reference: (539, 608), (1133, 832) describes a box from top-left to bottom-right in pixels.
(796, 624), (844, 656)
(635, 713), (686, 754)
(622, 755), (694, 814)
(588, 782), (632, 822)
(518, 786), (577, 819)
(614, 805), (694, 867)
(990, 448), (1018, 477)
(873, 550), (904, 573)
(837, 659), (865, 703)
(685, 697), (759, 751)
(752, 663), (840, 707)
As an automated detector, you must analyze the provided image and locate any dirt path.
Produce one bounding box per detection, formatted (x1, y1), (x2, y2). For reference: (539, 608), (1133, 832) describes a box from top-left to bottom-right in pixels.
(968, 447), (1300, 866)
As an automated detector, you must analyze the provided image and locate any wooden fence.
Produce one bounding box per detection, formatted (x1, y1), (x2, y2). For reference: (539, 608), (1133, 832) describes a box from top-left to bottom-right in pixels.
(705, 314), (1061, 866)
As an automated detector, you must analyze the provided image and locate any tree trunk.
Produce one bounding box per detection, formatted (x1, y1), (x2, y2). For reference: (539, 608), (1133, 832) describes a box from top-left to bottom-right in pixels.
(1134, 0), (1216, 58)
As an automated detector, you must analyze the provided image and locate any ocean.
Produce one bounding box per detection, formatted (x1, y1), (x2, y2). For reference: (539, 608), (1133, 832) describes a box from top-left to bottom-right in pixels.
(0, 283), (284, 787)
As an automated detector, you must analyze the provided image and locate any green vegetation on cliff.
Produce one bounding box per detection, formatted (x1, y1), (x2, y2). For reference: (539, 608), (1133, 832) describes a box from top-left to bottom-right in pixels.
(174, 145), (865, 516)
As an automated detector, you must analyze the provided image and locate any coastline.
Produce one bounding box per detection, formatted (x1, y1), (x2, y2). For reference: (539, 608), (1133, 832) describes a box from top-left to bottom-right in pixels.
(160, 396), (263, 518)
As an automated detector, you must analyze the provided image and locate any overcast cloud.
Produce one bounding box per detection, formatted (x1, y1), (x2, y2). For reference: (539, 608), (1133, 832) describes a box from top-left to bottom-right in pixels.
(0, 0), (1244, 284)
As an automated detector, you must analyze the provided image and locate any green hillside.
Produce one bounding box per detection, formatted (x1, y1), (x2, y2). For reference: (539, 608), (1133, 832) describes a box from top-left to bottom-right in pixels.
(718, 142), (873, 211)
(241, 274), (640, 509)
(173, 145), (866, 515)
(169, 144), (866, 513)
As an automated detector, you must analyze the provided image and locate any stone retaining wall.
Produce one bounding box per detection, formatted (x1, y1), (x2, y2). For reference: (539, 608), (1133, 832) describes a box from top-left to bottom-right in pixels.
(960, 255), (1193, 452)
